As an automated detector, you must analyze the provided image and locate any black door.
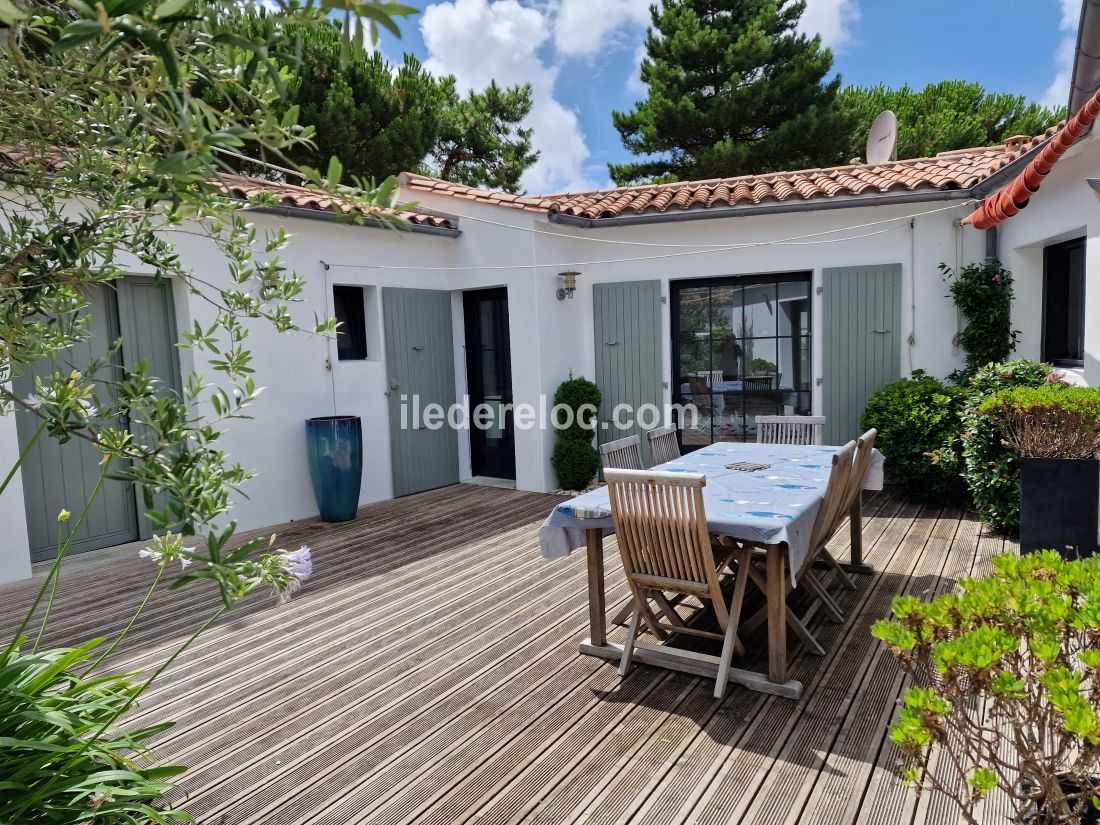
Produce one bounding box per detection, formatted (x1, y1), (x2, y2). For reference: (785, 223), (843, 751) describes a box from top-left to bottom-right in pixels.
(464, 288), (515, 479)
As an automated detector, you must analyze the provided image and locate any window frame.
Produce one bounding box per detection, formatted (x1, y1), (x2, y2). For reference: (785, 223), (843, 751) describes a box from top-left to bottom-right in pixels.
(332, 284), (368, 361)
(1041, 237), (1086, 368)
(670, 271), (813, 450)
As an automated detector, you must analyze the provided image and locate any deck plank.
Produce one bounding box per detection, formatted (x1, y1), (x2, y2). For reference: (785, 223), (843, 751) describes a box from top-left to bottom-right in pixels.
(0, 483), (1012, 825)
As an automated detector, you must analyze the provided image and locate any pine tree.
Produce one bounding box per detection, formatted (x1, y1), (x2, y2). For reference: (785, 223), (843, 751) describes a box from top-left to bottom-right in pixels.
(610, 0), (852, 185)
(838, 81), (1065, 161)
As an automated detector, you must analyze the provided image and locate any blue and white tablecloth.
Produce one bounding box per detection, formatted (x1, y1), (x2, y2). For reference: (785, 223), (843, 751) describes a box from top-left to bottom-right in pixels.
(539, 442), (885, 583)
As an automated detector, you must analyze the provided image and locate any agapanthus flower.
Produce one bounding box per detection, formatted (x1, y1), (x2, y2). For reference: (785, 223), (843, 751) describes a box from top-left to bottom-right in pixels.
(23, 393), (42, 410)
(139, 533), (195, 570)
(282, 544), (312, 593)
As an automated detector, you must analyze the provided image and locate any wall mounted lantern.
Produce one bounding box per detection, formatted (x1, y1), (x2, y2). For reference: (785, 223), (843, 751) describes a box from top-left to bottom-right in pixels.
(557, 270), (580, 301)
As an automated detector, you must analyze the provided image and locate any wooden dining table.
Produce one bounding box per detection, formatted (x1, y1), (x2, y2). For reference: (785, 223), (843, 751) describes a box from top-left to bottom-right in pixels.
(539, 441), (885, 699)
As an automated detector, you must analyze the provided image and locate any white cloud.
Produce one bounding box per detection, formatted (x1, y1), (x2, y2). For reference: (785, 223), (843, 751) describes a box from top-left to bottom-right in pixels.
(420, 0), (595, 193)
(626, 42), (647, 95)
(797, 0), (861, 51)
(552, 0), (650, 58)
(1041, 0), (1079, 108)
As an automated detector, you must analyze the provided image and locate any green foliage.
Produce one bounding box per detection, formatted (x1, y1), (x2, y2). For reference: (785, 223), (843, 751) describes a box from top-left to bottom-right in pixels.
(431, 80), (539, 192)
(940, 260), (1019, 375)
(551, 376), (602, 490)
(553, 376), (602, 441)
(872, 552), (1100, 823)
(839, 81), (1064, 161)
(979, 384), (1100, 460)
(746, 358), (777, 373)
(0, 640), (190, 824)
(211, 12), (538, 192)
(551, 437), (602, 492)
(610, 0), (852, 185)
(1, 0), (398, 817)
(859, 372), (969, 503)
(953, 360), (1055, 532)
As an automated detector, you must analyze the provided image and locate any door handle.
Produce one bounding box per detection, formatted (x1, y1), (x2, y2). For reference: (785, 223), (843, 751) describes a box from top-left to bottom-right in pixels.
(411, 345), (423, 351)
(871, 329), (891, 334)
(605, 340), (619, 346)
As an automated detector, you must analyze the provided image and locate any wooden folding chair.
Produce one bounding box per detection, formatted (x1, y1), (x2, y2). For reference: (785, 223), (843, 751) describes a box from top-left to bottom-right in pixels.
(600, 434), (644, 471)
(646, 425), (681, 465)
(731, 440), (856, 656)
(756, 415), (826, 446)
(605, 469), (749, 699)
(816, 428), (879, 593)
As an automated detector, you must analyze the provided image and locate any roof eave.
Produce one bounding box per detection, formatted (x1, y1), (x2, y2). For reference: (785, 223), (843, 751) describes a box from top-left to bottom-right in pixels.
(1069, 0), (1100, 115)
(246, 204), (462, 238)
(546, 187), (975, 229)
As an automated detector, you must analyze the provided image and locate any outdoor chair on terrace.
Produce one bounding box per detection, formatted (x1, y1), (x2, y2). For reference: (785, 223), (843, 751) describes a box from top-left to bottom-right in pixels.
(728, 440), (856, 656)
(646, 426), (681, 465)
(605, 469), (749, 699)
(600, 435), (644, 471)
(816, 428), (879, 593)
(756, 415), (825, 446)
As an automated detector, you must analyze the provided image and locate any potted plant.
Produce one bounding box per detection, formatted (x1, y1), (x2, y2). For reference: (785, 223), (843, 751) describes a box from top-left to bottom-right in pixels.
(550, 375), (601, 491)
(872, 552), (1100, 824)
(979, 384), (1100, 557)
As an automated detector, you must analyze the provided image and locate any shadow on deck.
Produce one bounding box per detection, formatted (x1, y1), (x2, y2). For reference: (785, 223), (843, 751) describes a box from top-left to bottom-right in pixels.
(0, 483), (1015, 825)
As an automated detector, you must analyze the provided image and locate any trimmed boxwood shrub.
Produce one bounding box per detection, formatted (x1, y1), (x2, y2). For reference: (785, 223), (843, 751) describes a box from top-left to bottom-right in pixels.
(551, 375), (602, 491)
(860, 371), (969, 503)
(551, 437), (602, 491)
(979, 384), (1100, 459)
(956, 360), (1055, 533)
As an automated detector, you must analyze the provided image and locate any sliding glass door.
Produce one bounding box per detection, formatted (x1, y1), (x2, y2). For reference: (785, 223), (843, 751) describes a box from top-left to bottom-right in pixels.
(672, 273), (812, 448)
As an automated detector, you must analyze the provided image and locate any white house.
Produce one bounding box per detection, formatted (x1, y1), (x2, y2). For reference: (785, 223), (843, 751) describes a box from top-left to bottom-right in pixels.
(2, 4), (1099, 584)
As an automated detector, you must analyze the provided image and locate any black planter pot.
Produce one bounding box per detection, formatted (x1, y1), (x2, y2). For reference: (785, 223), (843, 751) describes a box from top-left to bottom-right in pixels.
(1021, 775), (1100, 824)
(305, 416), (363, 523)
(1020, 457), (1100, 559)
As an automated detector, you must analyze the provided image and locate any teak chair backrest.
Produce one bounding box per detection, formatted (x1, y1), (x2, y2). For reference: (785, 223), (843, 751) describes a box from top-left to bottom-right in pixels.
(801, 440), (857, 579)
(756, 415), (826, 446)
(599, 434), (644, 471)
(605, 469), (731, 626)
(842, 429), (878, 514)
(646, 426), (681, 466)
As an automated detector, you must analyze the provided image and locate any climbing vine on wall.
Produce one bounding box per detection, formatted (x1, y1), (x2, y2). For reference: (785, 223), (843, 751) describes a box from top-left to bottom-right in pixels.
(939, 260), (1019, 374)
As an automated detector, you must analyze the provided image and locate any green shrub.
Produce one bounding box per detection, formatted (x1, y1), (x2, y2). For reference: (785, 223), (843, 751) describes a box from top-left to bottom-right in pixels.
(956, 360), (1055, 533)
(872, 552), (1100, 824)
(0, 641), (188, 824)
(979, 384), (1100, 459)
(746, 357), (777, 373)
(860, 371), (968, 503)
(551, 375), (601, 490)
(940, 260), (1019, 375)
(552, 375), (601, 441)
(551, 437), (601, 491)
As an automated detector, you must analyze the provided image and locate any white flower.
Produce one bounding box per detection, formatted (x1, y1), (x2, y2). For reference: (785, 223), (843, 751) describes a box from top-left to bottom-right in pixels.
(78, 398), (98, 418)
(23, 393), (42, 410)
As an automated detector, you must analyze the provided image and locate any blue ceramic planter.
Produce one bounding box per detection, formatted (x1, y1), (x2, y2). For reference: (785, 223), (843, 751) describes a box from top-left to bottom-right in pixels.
(306, 416), (363, 522)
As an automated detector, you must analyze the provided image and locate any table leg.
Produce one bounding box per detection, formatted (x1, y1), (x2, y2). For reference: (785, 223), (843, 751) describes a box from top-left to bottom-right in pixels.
(766, 544), (787, 684)
(849, 492), (863, 566)
(586, 528), (606, 647)
(842, 492), (874, 576)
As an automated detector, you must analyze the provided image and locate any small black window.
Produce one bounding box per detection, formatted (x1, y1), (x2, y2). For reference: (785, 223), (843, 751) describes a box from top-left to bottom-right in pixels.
(333, 285), (368, 360)
(1043, 239), (1086, 366)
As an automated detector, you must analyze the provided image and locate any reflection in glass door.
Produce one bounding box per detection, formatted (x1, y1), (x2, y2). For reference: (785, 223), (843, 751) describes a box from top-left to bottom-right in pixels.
(672, 274), (812, 449)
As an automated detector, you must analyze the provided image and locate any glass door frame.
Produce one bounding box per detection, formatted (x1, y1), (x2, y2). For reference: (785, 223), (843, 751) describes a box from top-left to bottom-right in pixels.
(670, 271), (814, 452)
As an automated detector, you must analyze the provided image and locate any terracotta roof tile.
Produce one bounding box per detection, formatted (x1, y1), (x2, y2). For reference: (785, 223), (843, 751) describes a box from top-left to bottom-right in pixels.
(218, 174), (457, 231)
(398, 130), (1059, 222)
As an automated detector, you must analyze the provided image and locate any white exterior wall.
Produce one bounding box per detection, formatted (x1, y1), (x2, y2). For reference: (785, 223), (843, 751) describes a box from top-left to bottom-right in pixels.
(993, 134), (1100, 386)
(2, 175), (1071, 583)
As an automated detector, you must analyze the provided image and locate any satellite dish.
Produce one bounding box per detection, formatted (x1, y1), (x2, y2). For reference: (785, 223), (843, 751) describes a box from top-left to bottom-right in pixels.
(866, 110), (898, 165)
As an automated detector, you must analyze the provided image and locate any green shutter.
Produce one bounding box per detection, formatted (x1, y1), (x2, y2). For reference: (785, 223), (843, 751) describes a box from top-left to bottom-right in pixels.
(822, 264), (902, 444)
(593, 280), (663, 466)
(383, 288), (460, 497)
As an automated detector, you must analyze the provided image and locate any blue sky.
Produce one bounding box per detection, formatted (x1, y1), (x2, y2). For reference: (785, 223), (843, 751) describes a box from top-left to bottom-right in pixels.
(378, 0), (1079, 193)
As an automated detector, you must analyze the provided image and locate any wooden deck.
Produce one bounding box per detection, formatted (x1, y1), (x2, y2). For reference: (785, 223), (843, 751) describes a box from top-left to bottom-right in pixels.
(0, 483), (1017, 825)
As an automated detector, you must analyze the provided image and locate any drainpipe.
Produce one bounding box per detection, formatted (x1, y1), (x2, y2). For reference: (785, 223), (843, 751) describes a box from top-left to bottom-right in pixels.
(985, 225), (999, 263)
